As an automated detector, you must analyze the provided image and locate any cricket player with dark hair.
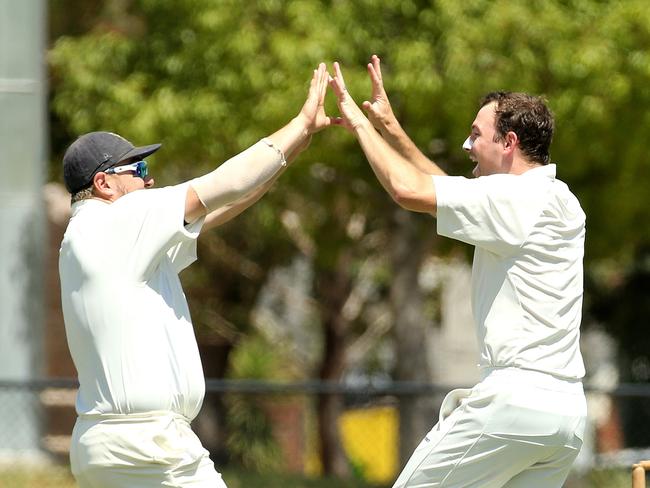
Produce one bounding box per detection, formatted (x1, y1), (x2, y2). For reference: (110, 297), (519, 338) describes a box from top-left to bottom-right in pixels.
(328, 56), (587, 488)
(59, 64), (331, 487)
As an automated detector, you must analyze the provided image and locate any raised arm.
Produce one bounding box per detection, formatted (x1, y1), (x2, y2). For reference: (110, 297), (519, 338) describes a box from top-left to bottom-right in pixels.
(362, 55), (444, 176)
(329, 62), (439, 215)
(200, 135), (311, 231)
(184, 63), (332, 225)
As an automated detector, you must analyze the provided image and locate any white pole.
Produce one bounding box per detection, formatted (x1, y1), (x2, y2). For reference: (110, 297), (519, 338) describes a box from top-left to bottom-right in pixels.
(0, 0), (47, 457)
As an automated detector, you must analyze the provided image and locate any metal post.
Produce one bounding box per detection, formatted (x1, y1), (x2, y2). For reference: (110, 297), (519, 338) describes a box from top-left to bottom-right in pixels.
(0, 0), (47, 458)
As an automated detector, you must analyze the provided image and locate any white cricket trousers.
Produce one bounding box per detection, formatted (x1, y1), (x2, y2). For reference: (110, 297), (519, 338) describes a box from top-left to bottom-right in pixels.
(70, 411), (227, 488)
(393, 367), (587, 488)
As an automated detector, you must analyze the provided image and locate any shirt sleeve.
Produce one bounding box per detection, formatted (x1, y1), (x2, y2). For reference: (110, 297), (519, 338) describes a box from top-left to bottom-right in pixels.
(166, 216), (204, 273)
(432, 174), (548, 256)
(107, 183), (204, 280)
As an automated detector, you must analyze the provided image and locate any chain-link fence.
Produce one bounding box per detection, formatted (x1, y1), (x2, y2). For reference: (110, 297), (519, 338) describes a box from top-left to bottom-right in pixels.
(1, 378), (650, 488)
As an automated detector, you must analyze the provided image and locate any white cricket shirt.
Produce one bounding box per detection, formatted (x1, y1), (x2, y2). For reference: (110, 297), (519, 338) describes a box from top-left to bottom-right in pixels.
(433, 164), (586, 379)
(59, 184), (206, 419)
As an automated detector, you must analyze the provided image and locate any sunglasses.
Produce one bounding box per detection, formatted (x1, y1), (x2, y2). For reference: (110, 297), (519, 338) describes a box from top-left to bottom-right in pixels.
(105, 160), (149, 179)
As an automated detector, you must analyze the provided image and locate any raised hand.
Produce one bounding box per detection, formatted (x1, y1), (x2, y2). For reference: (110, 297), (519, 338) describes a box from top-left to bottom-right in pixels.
(297, 63), (333, 134)
(361, 55), (397, 131)
(328, 61), (371, 132)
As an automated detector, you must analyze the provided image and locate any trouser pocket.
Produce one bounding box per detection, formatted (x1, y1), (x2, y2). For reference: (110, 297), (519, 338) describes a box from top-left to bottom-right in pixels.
(438, 388), (473, 424)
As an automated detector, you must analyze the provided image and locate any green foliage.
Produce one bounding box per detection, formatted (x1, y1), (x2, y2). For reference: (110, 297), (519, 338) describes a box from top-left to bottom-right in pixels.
(48, 1), (650, 388)
(50, 0), (650, 264)
(228, 335), (288, 380)
(225, 391), (283, 472)
(224, 335), (288, 470)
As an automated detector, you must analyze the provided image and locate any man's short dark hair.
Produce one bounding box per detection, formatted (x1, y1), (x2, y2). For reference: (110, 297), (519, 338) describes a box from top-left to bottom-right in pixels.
(480, 92), (554, 165)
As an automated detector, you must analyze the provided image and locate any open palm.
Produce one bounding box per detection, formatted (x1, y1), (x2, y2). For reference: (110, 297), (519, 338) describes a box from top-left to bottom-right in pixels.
(298, 63), (332, 134)
(328, 61), (370, 132)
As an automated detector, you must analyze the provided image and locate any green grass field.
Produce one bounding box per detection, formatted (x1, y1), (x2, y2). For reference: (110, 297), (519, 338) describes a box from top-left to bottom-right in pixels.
(0, 465), (77, 488)
(0, 466), (382, 488)
(0, 465), (638, 488)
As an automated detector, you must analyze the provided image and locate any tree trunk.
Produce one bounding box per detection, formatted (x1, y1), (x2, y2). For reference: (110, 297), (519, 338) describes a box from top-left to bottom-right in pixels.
(390, 209), (436, 466)
(315, 253), (352, 478)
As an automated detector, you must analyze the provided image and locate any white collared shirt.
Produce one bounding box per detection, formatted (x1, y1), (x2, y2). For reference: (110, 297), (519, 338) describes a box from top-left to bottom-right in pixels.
(59, 184), (207, 419)
(433, 164), (586, 379)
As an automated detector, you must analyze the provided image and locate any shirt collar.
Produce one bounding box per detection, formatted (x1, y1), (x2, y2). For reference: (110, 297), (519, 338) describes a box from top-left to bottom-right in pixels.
(71, 198), (109, 217)
(522, 163), (556, 180)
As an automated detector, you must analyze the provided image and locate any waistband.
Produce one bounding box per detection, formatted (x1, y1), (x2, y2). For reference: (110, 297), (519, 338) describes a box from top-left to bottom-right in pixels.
(480, 366), (584, 394)
(78, 410), (191, 424)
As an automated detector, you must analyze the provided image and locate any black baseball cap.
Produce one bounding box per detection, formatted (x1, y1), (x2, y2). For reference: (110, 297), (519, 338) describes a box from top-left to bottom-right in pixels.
(62, 131), (161, 193)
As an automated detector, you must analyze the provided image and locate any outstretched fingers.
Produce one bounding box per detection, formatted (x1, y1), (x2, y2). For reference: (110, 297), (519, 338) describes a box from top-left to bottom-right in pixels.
(329, 62), (348, 99)
(362, 63), (380, 115)
(361, 54), (393, 129)
(371, 54), (383, 83)
(367, 62), (385, 99)
(327, 61), (371, 131)
(317, 63), (328, 105)
(307, 65), (320, 103)
(298, 63), (335, 132)
(313, 63), (322, 90)
(317, 63), (333, 128)
(327, 63), (349, 127)
(322, 63), (329, 90)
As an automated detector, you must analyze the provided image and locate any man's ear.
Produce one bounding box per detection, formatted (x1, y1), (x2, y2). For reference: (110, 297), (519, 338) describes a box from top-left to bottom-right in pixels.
(503, 131), (519, 153)
(92, 172), (115, 200)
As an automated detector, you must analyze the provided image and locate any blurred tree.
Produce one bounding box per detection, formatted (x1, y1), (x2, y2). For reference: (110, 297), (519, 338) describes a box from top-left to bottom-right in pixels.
(48, 0), (650, 478)
(225, 335), (285, 471)
(48, 0), (396, 477)
(590, 244), (650, 448)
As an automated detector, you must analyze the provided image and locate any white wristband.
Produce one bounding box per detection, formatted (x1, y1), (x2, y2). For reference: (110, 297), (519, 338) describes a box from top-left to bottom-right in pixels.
(261, 137), (287, 167)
